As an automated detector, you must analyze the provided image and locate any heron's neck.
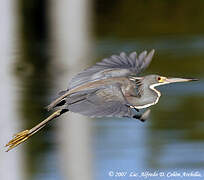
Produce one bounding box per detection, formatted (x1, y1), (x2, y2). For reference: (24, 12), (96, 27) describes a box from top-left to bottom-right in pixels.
(148, 84), (161, 105)
(130, 83), (161, 109)
(149, 83), (161, 99)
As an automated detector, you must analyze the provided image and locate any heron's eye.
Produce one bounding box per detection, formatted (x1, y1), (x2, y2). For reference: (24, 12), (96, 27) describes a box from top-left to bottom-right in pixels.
(157, 77), (161, 81)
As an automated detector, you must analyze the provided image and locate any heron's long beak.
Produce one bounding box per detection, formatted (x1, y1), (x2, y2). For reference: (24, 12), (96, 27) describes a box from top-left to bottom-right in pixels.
(165, 77), (198, 83)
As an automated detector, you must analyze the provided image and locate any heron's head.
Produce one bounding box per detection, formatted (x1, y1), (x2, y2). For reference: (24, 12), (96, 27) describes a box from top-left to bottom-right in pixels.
(141, 74), (198, 87)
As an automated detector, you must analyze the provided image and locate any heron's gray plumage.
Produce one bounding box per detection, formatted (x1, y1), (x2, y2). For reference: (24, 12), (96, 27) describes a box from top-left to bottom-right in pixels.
(6, 49), (197, 152)
(134, 78), (144, 97)
(68, 49), (155, 90)
(67, 84), (136, 118)
(46, 50), (155, 112)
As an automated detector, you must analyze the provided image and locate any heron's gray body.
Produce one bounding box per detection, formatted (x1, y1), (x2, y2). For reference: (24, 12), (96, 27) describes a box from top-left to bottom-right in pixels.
(47, 50), (158, 118)
(6, 49), (198, 152)
(46, 49), (196, 119)
(53, 76), (159, 117)
(6, 49), (197, 152)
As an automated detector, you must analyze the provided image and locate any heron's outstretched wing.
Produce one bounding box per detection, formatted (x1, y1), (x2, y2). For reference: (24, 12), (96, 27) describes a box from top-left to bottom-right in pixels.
(67, 84), (136, 118)
(68, 49), (155, 90)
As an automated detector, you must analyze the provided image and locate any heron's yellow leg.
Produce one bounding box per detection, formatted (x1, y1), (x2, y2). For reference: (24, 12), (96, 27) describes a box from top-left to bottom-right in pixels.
(5, 130), (30, 152)
(5, 109), (66, 152)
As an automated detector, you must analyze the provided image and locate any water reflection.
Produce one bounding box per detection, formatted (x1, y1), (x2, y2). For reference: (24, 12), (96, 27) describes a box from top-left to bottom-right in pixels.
(0, 0), (25, 180)
(49, 0), (93, 179)
(15, 0), (52, 177)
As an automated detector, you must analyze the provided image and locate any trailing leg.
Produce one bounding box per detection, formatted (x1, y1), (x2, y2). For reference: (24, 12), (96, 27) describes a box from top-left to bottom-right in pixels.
(5, 109), (68, 152)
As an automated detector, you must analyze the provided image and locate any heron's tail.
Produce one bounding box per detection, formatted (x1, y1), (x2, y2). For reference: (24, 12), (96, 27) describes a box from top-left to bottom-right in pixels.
(5, 109), (68, 152)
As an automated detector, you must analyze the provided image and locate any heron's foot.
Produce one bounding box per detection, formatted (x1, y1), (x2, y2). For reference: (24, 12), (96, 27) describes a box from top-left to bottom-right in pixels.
(5, 129), (31, 152)
(133, 109), (151, 122)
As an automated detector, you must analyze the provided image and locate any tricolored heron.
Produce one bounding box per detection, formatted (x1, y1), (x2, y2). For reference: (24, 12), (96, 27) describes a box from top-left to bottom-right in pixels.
(6, 49), (197, 151)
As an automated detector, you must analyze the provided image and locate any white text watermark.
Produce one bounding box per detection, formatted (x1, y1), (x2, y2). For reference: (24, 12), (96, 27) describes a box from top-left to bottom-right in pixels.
(108, 170), (202, 178)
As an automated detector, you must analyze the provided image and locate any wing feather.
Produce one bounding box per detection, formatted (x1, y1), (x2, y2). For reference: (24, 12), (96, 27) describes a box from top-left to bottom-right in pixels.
(68, 49), (155, 90)
(67, 84), (136, 118)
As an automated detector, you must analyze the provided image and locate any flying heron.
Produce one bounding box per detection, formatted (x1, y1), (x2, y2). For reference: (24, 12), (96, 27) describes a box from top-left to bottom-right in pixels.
(6, 49), (197, 151)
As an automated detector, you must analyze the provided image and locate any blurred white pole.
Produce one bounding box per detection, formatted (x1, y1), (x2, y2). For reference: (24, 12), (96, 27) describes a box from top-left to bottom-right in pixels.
(0, 0), (25, 180)
(49, 0), (93, 180)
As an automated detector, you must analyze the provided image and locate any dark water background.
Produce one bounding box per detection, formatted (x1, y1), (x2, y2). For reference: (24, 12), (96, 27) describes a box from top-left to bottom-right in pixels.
(1, 1), (204, 180)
